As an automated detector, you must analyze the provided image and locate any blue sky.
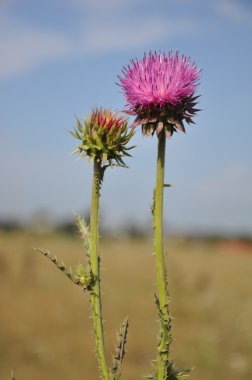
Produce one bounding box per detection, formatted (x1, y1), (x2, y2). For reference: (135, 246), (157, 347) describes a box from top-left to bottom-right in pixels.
(1, 0), (252, 234)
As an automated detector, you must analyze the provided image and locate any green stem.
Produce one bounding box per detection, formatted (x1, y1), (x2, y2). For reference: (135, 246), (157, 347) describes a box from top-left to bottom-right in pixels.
(90, 159), (111, 380)
(153, 130), (172, 380)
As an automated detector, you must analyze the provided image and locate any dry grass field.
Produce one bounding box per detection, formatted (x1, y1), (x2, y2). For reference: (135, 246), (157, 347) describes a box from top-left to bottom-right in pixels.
(1, 230), (252, 380)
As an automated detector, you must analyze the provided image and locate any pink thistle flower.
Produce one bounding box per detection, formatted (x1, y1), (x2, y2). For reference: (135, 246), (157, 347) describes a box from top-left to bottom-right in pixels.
(118, 51), (201, 138)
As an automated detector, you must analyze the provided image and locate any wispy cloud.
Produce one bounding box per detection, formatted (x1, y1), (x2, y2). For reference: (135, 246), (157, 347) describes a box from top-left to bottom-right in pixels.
(84, 17), (196, 53)
(0, 18), (73, 81)
(1, 0), (251, 83)
(0, 2), (198, 82)
(215, 0), (252, 22)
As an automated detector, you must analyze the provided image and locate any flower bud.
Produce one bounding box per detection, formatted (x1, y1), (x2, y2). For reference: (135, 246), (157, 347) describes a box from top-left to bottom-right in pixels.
(75, 264), (94, 289)
(72, 107), (134, 166)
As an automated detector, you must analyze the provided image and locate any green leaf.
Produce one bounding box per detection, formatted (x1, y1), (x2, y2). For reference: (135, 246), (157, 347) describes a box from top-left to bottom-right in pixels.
(111, 318), (129, 380)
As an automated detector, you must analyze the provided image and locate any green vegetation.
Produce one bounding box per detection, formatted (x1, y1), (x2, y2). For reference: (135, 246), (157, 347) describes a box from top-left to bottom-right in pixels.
(1, 230), (252, 380)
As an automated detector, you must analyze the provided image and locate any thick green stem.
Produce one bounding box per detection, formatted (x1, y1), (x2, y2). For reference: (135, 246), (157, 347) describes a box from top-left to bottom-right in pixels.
(90, 159), (111, 380)
(153, 130), (172, 380)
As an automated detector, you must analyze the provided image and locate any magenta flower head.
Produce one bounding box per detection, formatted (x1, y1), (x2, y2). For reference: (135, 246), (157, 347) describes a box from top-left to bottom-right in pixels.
(71, 107), (134, 166)
(118, 51), (201, 138)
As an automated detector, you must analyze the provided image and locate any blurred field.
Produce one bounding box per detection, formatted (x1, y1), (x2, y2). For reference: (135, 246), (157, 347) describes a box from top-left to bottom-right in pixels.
(1, 230), (252, 380)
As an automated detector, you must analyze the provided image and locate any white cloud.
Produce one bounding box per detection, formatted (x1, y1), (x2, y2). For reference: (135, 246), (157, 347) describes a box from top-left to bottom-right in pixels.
(215, 0), (251, 22)
(1, 0), (250, 83)
(0, 3), (198, 82)
(0, 19), (73, 80)
(84, 17), (196, 53)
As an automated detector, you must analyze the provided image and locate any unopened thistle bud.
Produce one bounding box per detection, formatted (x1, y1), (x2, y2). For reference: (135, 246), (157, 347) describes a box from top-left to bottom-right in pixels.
(72, 107), (134, 166)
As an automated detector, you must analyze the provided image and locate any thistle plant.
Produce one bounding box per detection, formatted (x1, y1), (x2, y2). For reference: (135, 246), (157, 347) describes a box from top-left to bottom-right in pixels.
(119, 51), (201, 380)
(36, 107), (134, 380)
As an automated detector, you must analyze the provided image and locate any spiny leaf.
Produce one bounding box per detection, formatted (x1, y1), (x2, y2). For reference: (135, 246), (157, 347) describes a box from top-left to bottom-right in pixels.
(111, 318), (129, 380)
(34, 247), (86, 290)
(75, 213), (89, 238)
(171, 367), (191, 380)
(74, 213), (91, 261)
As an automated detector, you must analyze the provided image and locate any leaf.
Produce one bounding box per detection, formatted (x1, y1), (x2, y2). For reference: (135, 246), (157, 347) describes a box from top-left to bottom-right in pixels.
(34, 247), (86, 289)
(111, 318), (129, 380)
(74, 213), (91, 261)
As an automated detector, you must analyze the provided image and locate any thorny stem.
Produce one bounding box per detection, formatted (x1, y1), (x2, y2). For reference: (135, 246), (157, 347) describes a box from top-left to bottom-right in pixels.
(90, 159), (111, 380)
(153, 130), (172, 380)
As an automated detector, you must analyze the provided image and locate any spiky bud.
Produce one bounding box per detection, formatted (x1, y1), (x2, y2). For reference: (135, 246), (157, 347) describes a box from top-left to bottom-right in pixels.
(71, 107), (134, 166)
(75, 264), (94, 290)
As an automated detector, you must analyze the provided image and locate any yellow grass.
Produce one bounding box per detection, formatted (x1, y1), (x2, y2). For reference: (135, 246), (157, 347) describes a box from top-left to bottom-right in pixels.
(1, 230), (252, 380)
